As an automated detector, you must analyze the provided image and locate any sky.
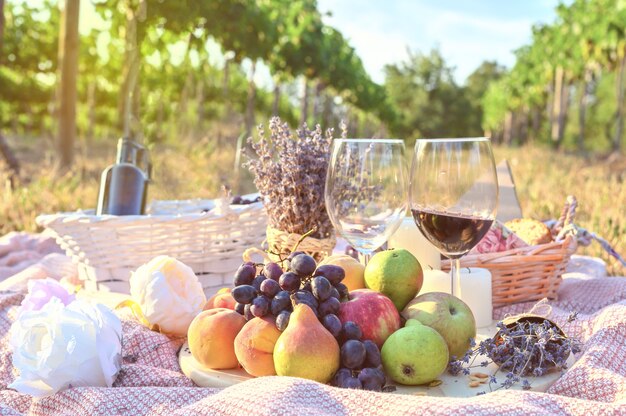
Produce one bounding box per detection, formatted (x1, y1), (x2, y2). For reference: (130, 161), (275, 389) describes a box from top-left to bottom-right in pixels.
(316, 0), (565, 84)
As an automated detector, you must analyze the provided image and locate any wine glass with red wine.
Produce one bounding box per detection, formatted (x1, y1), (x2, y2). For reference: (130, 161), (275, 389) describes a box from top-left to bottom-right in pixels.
(409, 138), (498, 296)
(325, 139), (407, 264)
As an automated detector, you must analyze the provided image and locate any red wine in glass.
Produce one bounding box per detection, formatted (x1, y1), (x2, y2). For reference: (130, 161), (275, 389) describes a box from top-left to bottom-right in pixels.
(411, 209), (494, 258)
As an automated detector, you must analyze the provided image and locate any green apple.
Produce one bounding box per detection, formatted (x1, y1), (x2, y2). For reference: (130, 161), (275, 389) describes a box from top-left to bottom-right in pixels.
(401, 292), (476, 360)
(381, 319), (449, 385)
(364, 249), (423, 311)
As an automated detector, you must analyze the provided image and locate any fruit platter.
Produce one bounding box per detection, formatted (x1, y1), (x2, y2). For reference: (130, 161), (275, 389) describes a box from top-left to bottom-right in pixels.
(181, 249), (580, 396)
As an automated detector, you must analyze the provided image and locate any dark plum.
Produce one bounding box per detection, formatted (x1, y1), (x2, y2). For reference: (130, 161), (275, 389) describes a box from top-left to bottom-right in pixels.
(276, 310), (291, 331)
(292, 290), (318, 309)
(271, 291), (292, 315)
(342, 321), (362, 341)
(322, 314), (342, 338)
(263, 262), (283, 281)
(279, 272), (301, 292)
(250, 296), (269, 317)
(313, 265), (345, 286)
(234, 302), (245, 315)
(340, 376), (363, 389)
(260, 279), (281, 298)
(318, 297), (341, 316)
(341, 339), (366, 369)
(232, 285), (256, 304)
(290, 254), (317, 277)
(358, 367), (384, 391)
(233, 263), (256, 286)
(252, 275), (266, 291)
(332, 368), (352, 387)
(335, 282), (350, 300)
(363, 340), (382, 367)
(311, 276), (332, 301)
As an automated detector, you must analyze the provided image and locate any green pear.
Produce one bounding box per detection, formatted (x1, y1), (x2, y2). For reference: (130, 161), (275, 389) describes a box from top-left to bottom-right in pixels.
(273, 304), (340, 383)
(381, 319), (449, 385)
(402, 292), (476, 360)
(364, 249), (423, 311)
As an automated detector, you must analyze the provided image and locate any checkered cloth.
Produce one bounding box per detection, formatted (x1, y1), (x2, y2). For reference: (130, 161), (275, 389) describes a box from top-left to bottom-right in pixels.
(1, 232), (625, 415)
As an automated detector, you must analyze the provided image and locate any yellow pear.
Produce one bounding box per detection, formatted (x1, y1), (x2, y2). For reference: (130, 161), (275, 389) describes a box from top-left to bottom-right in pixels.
(273, 304), (340, 383)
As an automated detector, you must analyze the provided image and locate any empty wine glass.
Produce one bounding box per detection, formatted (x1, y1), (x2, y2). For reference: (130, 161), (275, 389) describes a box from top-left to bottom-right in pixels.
(325, 139), (407, 264)
(409, 138), (498, 296)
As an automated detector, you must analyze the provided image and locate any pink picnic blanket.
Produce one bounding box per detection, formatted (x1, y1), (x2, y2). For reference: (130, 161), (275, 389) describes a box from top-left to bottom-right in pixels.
(0, 232), (625, 415)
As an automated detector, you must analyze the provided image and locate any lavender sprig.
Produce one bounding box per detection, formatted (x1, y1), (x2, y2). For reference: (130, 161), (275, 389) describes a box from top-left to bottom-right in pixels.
(449, 314), (582, 394)
(245, 117), (346, 239)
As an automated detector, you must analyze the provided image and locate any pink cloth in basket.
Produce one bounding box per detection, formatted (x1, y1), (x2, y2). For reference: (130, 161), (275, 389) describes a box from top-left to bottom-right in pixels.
(1, 233), (625, 415)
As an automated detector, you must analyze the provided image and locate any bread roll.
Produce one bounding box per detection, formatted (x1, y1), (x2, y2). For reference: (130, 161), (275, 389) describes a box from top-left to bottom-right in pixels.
(504, 218), (552, 246)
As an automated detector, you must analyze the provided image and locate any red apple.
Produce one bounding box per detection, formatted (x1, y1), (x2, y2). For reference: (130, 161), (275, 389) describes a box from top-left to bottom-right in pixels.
(338, 289), (401, 348)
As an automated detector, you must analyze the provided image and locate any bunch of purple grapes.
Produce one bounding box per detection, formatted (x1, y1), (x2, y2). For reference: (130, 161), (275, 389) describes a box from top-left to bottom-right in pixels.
(230, 252), (349, 333)
(331, 321), (386, 391)
(230, 252), (386, 391)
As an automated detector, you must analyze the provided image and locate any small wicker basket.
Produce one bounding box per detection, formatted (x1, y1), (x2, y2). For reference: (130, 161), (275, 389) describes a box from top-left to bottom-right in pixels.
(265, 225), (336, 262)
(444, 236), (577, 308)
(443, 196), (580, 308)
(36, 199), (267, 296)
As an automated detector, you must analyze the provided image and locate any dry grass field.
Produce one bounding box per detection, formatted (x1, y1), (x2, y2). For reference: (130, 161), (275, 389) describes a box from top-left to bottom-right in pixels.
(1, 136), (624, 276)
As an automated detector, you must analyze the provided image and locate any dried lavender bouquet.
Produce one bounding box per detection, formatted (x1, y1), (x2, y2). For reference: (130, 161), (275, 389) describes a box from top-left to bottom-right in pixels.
(245, 117), (345, 240)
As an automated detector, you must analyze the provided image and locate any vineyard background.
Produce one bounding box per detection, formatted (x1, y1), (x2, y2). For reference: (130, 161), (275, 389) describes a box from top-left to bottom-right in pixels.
(0, 0), (624, 274)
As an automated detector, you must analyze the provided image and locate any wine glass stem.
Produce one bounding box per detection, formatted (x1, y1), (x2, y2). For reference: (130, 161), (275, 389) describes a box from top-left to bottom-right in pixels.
(358, 252), (371, 266)
(450, 258), (462, 297)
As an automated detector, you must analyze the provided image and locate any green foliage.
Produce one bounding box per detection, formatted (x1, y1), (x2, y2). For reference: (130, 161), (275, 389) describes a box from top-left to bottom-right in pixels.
(481, 0), (626, 151)
(383, 49), (474, 140)
(1, 0), (392, 145)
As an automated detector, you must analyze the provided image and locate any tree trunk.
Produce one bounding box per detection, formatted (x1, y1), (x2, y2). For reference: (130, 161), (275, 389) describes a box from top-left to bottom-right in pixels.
(222, 58), (231, 115)
(0, 133), (19, 184)
(556, 79), (570, 149)
(300, 78), (310, 126)
(272, 81), (280, 115)
(530, 106), (541, 143)
(56, 0), (80, 171)
(244, 60), (257, 138)
(613, 53), (626, 152)
(551, 66), (564, 147)
(323, 92), (333, 129)
(503, 111), (514, 145)
(87, 81), (96, 141)
(196, 77), (205, 132)
(577, 67), (593, 152)
(313, 81), (324, 122)
(546, 73), (554, 138)
(518, 109), (528, 145)
(118, 0), (146, 137)
(0, 0), (5, 64)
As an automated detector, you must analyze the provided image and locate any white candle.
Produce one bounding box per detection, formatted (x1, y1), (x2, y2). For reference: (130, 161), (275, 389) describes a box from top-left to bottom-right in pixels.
(458, 268), (493, 328)
(419, 269), (451, 295)
(388, 217), (441, 270)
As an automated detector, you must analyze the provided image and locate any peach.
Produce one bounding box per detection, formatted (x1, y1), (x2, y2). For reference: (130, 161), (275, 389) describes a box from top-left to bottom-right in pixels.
(187, 308), (246, 369)
(234, 316), (281, 377)
(204, 288), (237, 310)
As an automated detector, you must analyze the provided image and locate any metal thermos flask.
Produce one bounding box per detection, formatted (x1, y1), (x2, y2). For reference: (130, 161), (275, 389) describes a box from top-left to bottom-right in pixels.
(96, 138), (151, 215)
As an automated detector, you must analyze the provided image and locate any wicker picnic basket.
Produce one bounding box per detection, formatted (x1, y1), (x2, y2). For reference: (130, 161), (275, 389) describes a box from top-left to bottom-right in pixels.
(443, 197), (579, 308)
(36, 198), (267, 296)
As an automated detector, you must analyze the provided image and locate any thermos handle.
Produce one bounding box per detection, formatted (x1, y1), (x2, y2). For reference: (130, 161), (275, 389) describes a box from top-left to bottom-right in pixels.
(134, 144), (151, 180)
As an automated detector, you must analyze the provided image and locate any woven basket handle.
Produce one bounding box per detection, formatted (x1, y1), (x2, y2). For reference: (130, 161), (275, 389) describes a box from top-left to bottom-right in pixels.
(553, 195), (577, 241)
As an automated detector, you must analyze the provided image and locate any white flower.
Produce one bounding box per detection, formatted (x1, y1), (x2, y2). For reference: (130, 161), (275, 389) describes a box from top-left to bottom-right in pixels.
(9, 299), (122, 398)
(130, 255), (206, 336)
